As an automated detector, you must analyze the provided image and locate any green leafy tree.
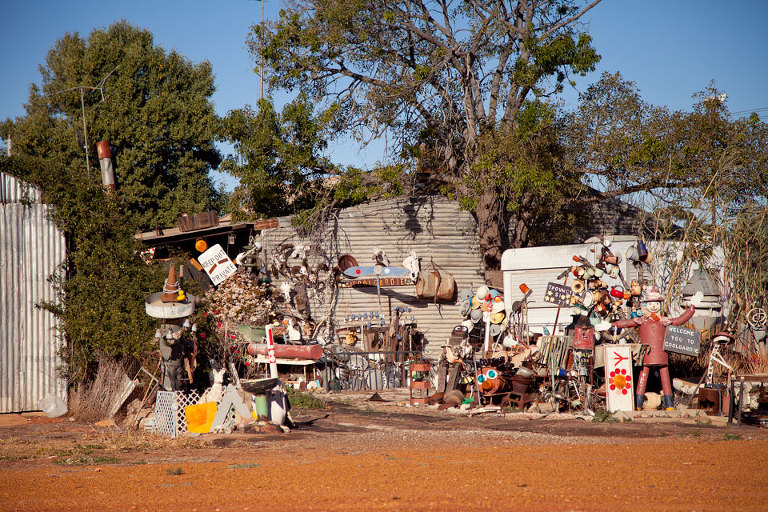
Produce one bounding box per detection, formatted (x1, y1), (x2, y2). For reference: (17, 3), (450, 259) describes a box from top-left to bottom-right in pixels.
(0, 154), (164, 383)
(565, 73), (768, 227)
(1, 20), (221, 229)
(250, 0), (601, 272)
(218, 96), (339, 219)
(0, 21), (224, 381)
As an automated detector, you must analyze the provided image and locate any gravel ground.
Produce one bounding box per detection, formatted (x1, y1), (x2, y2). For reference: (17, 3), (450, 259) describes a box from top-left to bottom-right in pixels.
(1, 389), (767, 511)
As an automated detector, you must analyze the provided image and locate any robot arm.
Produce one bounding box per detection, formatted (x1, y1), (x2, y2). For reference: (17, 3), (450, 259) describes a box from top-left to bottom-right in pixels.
(612, 317), (642, 329)
(669, 305), (696, 326)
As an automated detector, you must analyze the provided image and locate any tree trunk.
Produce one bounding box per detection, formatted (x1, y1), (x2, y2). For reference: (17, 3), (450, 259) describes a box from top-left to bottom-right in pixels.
(509, 215), (529, 249)
(475, 190), (505, 277)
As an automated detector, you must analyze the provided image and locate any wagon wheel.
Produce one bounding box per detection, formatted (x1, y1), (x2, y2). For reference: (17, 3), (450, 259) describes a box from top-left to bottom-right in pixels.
(748, 308), (767, 329)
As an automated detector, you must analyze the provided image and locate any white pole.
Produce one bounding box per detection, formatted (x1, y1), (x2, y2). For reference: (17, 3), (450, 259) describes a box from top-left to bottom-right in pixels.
(265, 324), (278, 378)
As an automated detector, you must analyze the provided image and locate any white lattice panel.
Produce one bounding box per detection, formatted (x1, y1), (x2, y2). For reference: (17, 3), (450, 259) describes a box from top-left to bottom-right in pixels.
(153, 390), (202, 438)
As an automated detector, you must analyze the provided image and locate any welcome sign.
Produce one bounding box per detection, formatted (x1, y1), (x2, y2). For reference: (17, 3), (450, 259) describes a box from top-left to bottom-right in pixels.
(663, 325), (700, 356)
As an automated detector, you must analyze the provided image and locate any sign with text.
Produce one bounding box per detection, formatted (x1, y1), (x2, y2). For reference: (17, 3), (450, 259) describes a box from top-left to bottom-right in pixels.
(198, 244), (236, 286)
(338, 277), (412, 288)
(663, 325), (701, 356)
(544, 282), (580, 307)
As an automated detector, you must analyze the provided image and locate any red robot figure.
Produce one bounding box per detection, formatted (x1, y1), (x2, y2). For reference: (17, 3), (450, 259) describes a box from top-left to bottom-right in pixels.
(611, 286), (695, 411)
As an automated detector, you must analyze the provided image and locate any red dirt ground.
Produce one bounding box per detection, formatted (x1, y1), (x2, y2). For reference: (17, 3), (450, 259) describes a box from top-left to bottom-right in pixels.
(1, 393), (767, 511)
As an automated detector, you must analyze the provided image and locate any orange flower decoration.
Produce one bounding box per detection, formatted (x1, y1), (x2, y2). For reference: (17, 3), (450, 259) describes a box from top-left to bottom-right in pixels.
(609, 368), (632, 395)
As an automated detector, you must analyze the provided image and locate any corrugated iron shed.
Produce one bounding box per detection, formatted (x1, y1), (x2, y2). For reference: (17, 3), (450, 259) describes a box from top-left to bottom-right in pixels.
(261, 196), (484, 360)
(0, 172), (67, 412)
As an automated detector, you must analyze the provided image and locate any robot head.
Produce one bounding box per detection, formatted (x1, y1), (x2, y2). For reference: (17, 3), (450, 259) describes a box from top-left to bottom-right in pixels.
(644, 286), (663, 313)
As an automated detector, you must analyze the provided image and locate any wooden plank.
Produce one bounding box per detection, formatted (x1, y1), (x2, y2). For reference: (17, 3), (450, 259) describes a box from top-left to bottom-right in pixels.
(446, 363), (461, 392)
(436, 359), (448, 393)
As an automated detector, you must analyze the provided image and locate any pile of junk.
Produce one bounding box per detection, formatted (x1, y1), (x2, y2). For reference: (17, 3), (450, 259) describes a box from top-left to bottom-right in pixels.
(130, 248), (429, 438)
(99, 239), (768, 434)
(129, 263), (318, 438)
(421, 241), (768, 422)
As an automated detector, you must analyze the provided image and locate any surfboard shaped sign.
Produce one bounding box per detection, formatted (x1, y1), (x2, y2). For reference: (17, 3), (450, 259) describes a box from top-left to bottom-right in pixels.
(343, 265), (412, 279)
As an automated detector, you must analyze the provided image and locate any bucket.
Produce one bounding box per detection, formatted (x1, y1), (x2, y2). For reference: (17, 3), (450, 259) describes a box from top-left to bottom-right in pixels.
(510, 376), (532, 394)
(253, 394), (269, 418)
(185, 402), (218, 433)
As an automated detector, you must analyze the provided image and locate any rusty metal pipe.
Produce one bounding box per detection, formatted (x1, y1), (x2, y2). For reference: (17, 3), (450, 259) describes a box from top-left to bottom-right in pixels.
(246, 343), (323, 360)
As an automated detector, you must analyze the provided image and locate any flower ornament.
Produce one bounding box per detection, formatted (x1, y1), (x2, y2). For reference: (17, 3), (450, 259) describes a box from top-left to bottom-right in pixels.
(608, 368), (632, 395)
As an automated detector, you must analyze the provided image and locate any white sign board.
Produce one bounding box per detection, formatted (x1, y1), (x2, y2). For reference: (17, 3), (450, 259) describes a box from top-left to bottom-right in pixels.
(604, 344), (635, 412)
(198, 244), (236, 285)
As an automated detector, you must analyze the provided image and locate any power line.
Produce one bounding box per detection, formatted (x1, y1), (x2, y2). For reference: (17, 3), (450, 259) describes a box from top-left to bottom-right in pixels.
(731, 105), (768, 115)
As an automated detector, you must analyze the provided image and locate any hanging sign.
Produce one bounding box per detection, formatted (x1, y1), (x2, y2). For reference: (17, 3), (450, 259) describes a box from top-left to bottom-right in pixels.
(663, 325), (700, 356)
(198, 244), (237, 285)
(604, 345), (634, 412)
(544, 282), (581, 307)
(338, 277), (412, 288)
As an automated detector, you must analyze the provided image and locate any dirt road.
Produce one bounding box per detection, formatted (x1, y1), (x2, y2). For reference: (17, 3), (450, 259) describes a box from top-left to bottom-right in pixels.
(1, 393), (767, 511)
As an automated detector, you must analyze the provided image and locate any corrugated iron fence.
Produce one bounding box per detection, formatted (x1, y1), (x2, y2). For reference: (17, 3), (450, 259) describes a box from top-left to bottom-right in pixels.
(261, 196), (485, 361)
(0, 172), (67, 412)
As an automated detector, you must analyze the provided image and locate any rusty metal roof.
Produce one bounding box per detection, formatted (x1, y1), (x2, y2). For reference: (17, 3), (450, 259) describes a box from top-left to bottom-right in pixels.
(135, 215), (278, 246)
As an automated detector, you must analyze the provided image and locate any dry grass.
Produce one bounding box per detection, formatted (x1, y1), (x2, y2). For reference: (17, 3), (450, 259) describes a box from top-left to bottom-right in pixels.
(89, 429), (207, 452)
(68, 357), (134, 422)
(0, 428), (207, 463)
(746, 353), (768, 374)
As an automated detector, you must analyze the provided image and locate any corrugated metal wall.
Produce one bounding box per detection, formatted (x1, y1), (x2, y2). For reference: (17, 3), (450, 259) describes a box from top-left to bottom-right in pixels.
(0, 171), (41, 203)
(0, 172), (67, 412)
(261, 196), (484, 360)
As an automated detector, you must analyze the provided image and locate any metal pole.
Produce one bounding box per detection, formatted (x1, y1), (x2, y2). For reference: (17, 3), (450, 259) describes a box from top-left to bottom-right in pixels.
(80, 88), (90, 175)
(552, 274), (568, 336)
(260, 0), (264, 100)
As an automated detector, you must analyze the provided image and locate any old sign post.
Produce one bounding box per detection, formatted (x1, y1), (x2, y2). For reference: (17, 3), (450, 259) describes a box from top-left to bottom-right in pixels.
(663, 325), (700, 356)
(198, 244), (237, 285)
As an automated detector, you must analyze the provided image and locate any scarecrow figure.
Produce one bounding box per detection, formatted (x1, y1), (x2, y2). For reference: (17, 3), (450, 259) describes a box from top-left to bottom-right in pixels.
(611, 286), (695, 410)
(158, 322), (197, 391)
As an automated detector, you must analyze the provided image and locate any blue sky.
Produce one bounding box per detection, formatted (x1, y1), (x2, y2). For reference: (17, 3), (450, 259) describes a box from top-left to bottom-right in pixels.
(1, 1), (767, 190)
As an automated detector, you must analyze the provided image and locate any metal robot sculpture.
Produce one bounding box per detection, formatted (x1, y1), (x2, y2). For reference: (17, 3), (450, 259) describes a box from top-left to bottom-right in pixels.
(611, 286), (695, 411)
